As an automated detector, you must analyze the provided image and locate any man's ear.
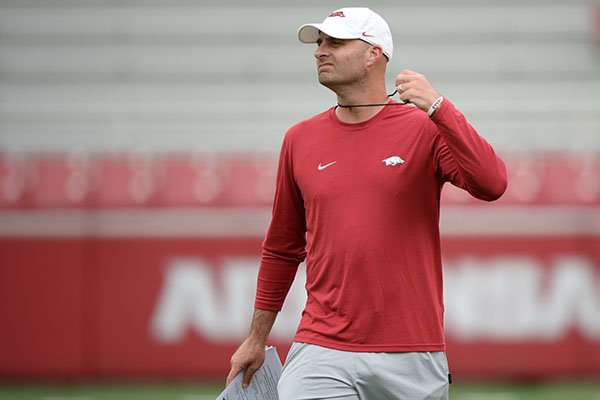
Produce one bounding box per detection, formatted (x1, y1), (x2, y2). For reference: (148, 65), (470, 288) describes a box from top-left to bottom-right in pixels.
(366, 45), (384, 67)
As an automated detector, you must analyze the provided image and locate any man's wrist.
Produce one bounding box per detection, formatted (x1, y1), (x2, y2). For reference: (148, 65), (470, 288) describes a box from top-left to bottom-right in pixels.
(427, 96), (444, 117)
(247, 335), (268, 347)
(248, 308), (277, 345)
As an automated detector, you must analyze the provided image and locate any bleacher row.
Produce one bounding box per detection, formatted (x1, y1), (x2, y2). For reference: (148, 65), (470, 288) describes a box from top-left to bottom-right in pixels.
(0, 153), (598, 208)
(0, 0), (599, 155)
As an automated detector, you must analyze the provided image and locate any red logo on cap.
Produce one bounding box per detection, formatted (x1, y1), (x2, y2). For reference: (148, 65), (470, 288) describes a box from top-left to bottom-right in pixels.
(328, 11), (345, 17)
(362, 32), (375, 37)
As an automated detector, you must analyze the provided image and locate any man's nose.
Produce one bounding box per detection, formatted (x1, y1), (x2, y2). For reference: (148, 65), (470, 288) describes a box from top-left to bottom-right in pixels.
(314, 44), (327, 59)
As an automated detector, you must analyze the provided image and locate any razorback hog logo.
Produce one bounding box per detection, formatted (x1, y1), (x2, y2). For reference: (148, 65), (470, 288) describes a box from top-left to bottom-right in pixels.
(382, 156), (405, 166)
(328, 11), (345, 17)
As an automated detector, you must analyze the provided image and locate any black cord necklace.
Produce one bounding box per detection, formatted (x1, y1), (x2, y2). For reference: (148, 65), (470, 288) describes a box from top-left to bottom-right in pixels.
(336, 90), (409, 108)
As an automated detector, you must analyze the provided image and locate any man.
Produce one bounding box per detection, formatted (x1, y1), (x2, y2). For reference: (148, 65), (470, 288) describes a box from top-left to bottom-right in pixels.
(227, 7), (507, 400)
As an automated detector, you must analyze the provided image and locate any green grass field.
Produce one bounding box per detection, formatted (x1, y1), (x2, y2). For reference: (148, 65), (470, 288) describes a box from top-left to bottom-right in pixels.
(0, 382), (599, 400)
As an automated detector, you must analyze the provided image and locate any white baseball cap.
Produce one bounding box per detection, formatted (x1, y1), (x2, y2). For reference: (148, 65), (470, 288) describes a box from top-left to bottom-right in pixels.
(297, 7), (393, 60)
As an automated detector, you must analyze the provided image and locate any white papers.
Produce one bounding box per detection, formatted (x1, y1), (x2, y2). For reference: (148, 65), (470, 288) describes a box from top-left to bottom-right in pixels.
(215, 346), (283, 400)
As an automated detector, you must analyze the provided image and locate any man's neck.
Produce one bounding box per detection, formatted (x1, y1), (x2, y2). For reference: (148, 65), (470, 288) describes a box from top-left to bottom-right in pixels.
(332, 80), (389, 123)
(335, 92), (390, 123)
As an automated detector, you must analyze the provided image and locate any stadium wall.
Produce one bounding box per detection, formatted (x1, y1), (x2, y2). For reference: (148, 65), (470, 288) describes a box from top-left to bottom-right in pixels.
(0, 152), (599, 381)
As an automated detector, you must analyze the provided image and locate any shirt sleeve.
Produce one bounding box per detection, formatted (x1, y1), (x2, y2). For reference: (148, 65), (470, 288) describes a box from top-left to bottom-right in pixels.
(431, 99), (508, 201)
(254, 133), (307, 312)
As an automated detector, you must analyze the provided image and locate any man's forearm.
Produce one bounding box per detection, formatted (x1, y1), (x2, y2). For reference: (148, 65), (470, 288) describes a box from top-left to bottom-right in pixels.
(248, 308), (278, 345)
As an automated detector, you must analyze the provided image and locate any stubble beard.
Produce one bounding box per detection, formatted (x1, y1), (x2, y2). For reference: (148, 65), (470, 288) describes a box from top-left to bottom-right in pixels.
(318, 68), (367, 97)
(318, 72), (340, 92)
(318, 65), (360, 93)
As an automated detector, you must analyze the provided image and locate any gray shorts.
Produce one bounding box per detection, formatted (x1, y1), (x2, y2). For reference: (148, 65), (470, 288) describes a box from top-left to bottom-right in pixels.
(278, 342), (450, 400)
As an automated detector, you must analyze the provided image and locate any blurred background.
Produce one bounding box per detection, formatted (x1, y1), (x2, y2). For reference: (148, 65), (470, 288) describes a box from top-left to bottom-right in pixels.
(0, 0), (599, 399)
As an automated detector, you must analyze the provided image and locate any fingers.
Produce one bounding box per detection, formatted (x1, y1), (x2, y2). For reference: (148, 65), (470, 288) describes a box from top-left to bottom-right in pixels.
(227, 361), (260, 389)
(242, 364), (260, 388)
(395, 69), (441, 112)
(395, 69), (419, 85)
(395, 73), (419, 101)
(396, 80), (413, 93)
(226, 343), (265, 389)
(398, 69), (419, 77)
(399, 88), (413, 104)
(226, 364), (243, 386)
(395, 70), (432, 96)
(396, 82), (413, 105)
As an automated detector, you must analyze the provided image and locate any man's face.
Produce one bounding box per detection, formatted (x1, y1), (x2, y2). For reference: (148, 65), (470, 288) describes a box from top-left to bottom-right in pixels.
(314, 32), (372, 91)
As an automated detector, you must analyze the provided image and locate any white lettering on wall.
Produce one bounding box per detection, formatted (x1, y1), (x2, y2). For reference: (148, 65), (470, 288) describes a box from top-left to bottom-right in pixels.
(444, 256), (600, 341)
(150, 257), (305, 343)
(150, 255), (600, 343)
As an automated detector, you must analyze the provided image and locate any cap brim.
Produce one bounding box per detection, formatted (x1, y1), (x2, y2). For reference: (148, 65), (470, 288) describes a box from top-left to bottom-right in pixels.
(297, 24), (321, 43)
(297, 23), (360, 43)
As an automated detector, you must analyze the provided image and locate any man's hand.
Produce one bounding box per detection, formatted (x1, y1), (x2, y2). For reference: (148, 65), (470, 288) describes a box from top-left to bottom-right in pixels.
(395, 69), (441, 113)
(226, 337), (266, 388)
(226, 309), (277, 388)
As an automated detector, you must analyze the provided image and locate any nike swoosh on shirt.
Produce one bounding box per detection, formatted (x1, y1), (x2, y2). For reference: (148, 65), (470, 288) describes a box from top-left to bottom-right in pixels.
(317, 161), (337, 171)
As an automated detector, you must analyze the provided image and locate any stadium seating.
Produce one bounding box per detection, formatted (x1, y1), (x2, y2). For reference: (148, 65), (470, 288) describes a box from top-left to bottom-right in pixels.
(0, 0), (598, 154)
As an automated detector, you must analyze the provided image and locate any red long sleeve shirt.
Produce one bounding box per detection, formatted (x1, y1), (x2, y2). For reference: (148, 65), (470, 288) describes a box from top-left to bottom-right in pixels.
(255, 99), (507, 352)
